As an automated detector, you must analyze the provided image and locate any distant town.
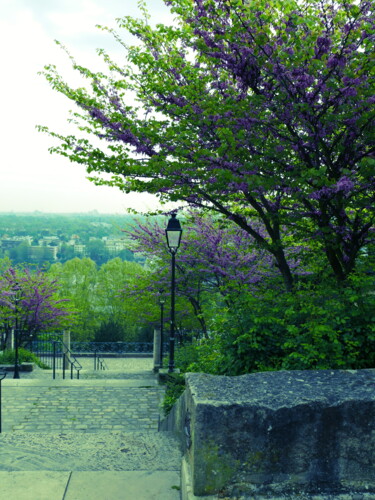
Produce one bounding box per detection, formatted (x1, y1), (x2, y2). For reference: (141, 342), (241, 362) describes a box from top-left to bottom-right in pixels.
(0, 212), (149, 266)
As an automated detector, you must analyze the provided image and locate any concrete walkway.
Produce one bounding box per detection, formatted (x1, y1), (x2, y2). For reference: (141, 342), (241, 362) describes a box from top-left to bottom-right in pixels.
(0, 359), (182, 499)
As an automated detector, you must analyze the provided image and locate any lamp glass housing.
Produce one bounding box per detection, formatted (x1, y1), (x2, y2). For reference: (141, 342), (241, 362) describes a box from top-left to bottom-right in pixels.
(165, 214), (182, 252)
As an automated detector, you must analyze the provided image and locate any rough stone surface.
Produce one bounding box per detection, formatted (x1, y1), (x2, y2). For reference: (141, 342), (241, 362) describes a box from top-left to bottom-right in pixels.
(162, 369), (375, 498)
(0, 431), (181, 471)
(0, 358), (182, 499)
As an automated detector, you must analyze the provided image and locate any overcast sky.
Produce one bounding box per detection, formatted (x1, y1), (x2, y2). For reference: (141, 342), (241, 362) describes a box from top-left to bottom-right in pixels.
(0, 0), (174, 214)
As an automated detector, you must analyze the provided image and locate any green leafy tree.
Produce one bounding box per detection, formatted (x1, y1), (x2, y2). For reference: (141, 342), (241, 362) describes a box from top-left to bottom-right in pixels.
(96, 257), (153, 341)
(9, 241), (30, 265)
(48, 258), (98, 340)
(94, 320), (125, 342)
(39, 0), (374, 291)
(87, 239), (109, 265)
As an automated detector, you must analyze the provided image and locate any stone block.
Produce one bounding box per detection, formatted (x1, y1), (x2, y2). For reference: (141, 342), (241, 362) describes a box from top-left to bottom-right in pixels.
(20, 362), (34, 372)
(0, 363), (34, 372)
(0, 365), (14, 372)
(162, 370), (375, 498)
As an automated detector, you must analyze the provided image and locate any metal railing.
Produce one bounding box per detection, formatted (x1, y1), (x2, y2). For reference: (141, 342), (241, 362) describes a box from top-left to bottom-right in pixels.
(27, 336), (61, 369)
(29, 339), (82, 379)
(94, 351), (108, 370)
(53, 341), (82, 380)
(71, 341), (154, 355)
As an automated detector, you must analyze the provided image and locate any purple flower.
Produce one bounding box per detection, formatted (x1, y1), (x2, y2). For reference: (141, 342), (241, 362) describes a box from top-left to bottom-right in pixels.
(315, 36), (331, 57)
(327, 54), (346, 69)
(335, 176), (354, 194)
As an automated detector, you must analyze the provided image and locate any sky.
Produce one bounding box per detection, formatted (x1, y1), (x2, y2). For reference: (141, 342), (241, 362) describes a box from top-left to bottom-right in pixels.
(0, 0), (174, 214)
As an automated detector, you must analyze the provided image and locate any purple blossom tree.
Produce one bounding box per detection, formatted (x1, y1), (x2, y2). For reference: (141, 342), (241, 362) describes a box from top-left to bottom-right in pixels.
(124, 212), (306, 335)
(39, 0), (374, 290)
(0, 267), (72, 349)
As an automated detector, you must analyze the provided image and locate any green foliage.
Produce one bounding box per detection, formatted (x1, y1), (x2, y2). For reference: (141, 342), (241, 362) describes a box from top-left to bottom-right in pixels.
(169, 342), (200, 372)
(214, 274), (375, 374)
(47, 256), (159, 342)
(48, 258), (98, 340)
(161, 265), (374, 412)
(162, 337), (226, 413)
(0, 348), (50, 369)
(178, 336), (226, 374)
(161, 372), (186, 415)
(94, 320), (125, 342)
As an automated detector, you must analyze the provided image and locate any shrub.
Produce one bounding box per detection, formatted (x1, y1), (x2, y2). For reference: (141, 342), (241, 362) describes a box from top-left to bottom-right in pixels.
(161, 373), (186, 415)
(0, 348), (51, 369)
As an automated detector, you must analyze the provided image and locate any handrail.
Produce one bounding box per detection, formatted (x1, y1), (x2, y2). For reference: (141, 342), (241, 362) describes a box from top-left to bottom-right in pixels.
(60, 341), (82, 380)
(94, 351), (108, 371)
(49, 341), (81, 380)
(28, 339), (82, 379)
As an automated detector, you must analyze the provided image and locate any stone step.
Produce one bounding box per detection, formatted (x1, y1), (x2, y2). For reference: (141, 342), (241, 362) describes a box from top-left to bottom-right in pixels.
(0, 364), (182, 499)
(0, 470), (181, 500)
(8, 367), (157, 382)
(3, 376), (159, 387)
(1, 378), (165, 433)
(0, 431), (182, 472)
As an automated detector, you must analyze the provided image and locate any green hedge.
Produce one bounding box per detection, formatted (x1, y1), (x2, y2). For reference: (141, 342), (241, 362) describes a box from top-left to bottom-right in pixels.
(0, 349), (51, 369)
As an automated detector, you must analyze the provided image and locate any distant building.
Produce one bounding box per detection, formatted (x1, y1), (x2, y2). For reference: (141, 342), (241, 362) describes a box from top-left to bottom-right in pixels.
(74, 244), (87, 256)
(28, 246), (58, 261)
(0, 236), (33, 249)
(104, 238), (130, 255)
(38, 236), (60, 246)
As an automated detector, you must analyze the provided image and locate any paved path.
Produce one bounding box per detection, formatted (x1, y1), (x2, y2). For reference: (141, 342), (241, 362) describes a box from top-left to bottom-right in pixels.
(2, 378), (162, 433)
(0, 359), (182, 499)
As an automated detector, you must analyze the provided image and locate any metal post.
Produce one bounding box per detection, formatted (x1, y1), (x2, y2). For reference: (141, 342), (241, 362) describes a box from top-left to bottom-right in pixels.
(63, 331), (71, 370)
(13, 284), (21, 379)
(160, 301), (164, 368)
(165, 213), (182, 374)
(52, 341), (56, 380)
(63, 354), (66, 380)
(13, 328), (20, 379)
(0, 371), (7, 433)
(169, 252), (176, 373)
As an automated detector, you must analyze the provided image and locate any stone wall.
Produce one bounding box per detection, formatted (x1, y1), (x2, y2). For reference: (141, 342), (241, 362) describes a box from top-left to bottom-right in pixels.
(160, 369), (375, 498)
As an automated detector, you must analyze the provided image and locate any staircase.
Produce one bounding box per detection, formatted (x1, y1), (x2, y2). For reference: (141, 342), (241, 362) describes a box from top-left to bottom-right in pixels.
(0, 359), (182, 500)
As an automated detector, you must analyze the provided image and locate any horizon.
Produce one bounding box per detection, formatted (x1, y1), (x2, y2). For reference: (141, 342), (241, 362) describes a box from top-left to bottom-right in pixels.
(0, 210), (146, 216)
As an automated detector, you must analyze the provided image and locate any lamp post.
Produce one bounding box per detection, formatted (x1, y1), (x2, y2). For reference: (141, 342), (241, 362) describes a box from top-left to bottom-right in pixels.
(158, 290), (166, 369)
(13, 284), (21, 379)
(165, 213), (182, 373)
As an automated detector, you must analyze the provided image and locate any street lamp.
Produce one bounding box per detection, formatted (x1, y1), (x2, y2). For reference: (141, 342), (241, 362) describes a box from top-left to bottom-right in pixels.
(13, 284), (21, 379)
(158, 290), (166, 369)
(165, 213), (182, 373)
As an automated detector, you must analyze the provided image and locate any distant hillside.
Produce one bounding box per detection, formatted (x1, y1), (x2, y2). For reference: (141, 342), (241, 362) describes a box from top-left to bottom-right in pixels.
(0, 213), (143, 239)
(0, 212), (155, 267)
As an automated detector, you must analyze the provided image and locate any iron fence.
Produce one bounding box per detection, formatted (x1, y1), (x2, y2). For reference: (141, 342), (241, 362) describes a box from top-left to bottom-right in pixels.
(71, 341), (155, 354)
(28, 339), (81, 379)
